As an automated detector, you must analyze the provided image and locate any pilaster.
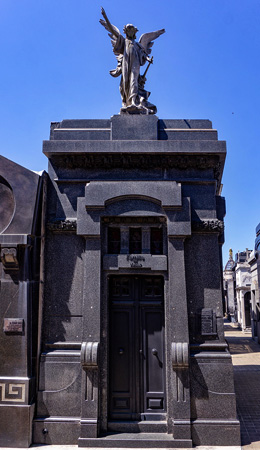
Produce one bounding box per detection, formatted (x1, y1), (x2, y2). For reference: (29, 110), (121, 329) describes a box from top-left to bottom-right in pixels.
(166, 237), (191, 441)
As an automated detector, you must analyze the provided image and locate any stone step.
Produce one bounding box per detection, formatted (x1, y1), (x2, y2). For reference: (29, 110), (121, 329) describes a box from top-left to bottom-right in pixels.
(107, 421), (167, 433)
(78, 432), (192, 448)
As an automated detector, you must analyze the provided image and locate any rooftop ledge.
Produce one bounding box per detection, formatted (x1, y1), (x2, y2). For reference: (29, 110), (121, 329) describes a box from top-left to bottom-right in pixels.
(43, 139), (226, 157)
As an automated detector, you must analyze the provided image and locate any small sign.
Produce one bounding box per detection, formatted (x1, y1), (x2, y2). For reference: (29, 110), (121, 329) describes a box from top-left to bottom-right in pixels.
(201, 309), (217, 336)
(127, 255), (145, 268)
(4, 318), (24, 334)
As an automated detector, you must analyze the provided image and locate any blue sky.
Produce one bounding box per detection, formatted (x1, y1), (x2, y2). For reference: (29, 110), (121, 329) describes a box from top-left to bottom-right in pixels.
(0, 0), (259, 263)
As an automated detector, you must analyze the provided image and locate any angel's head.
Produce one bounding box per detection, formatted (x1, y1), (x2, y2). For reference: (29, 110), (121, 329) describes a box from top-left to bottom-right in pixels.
(123, 24), (138, 40)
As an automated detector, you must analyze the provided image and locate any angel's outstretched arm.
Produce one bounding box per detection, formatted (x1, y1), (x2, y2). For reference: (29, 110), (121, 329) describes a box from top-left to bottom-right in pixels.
(100, 7), (120, 38)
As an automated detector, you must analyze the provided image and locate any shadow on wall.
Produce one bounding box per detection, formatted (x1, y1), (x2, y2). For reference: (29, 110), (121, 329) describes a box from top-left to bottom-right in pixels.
(41, 180), (85, 346)
(184, 232), (222, 343)
(42, 232), (85, 344)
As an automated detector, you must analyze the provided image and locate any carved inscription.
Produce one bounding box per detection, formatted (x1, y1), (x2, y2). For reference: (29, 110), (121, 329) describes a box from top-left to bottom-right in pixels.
(127, 255), (145, 267)
(201, 308), (217, 336)
(4, 318), (24, 333)
(0, 383), (26, 403)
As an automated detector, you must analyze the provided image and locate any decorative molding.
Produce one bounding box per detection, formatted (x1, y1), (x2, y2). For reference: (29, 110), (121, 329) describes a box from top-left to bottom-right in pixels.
(47, 218), (77, 232)
(51, 154), (220, 173)
(0, 383), (26, 403)
(171, 342), (189, 369)
(81, 342), (99, 369)
(191, 219), (224, 233)
(0, 247), (19, 270)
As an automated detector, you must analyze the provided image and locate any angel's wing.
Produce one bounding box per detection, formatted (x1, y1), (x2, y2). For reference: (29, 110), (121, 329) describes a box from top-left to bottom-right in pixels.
(139, 29), (165, 55)
(99, 8), (122, 55)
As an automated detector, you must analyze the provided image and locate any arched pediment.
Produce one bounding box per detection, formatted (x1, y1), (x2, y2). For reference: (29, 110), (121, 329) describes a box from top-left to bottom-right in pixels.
(84, 181), (181, 209)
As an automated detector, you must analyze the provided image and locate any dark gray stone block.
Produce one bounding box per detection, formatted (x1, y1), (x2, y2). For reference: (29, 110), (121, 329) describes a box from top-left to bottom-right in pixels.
(57, 119), (111, 128)
(159, 130), (218, 141)
(0, 404), (35, 447)
(43, 137), (226, 156)
(191, 420), (240, 446)
(158, 119), (217, 141)
(50, 119), (111, 141)
(190, 354), (238, 420)
(158, 119), (213, 129)
(43, 234), (85, 317)
(84, 181), (182, 208)
(37, 356), (81, 417)
(33, 418), (80, 445)
(167, 197), (191, 237)
(111, 114), (158, 140)
(78, 433), (192, 448)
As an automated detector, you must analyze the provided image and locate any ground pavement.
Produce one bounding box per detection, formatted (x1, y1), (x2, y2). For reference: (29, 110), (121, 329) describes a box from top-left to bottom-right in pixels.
(225, 321), (260, 450)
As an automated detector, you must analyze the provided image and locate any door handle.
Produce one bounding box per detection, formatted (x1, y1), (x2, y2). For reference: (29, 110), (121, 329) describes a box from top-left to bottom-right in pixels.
(151, 348), (163, 367)
(118, 348), (124, 355)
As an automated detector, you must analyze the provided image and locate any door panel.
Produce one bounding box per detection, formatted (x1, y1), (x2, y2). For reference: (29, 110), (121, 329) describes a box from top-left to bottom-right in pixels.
(142, 308), (165, 413)
(110, 308), (135, 419)
(109, 276), (166, 421)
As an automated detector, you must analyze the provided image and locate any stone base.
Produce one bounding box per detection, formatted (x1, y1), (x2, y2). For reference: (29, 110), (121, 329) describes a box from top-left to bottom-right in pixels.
(78, 433), (192, 448)
(33, 417), (80, 445)
(191, 419), (241, 446)
(0, 404), (34, 448)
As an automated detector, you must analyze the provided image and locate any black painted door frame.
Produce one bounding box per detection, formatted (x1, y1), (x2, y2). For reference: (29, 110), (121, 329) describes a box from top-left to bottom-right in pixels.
(108, 275), (166, 421)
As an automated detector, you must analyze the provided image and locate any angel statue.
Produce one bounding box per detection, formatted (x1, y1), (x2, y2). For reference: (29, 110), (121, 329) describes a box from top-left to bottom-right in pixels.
(100, 8), (165, 115)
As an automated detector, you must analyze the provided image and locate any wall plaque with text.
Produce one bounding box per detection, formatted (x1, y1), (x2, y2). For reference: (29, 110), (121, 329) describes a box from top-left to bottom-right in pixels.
(201, 309), (217, 336)
(3, 319), (24, 334)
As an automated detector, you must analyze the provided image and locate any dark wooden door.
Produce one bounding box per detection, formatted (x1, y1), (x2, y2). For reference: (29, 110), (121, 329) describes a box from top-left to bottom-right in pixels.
(109, 276), (166, 421)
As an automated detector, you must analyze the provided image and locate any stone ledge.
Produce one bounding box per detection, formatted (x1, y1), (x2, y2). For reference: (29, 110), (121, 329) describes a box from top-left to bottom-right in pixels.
(43, 139), (226, 156)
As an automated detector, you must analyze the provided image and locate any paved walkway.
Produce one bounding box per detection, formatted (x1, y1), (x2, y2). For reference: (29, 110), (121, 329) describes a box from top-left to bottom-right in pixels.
(225, 321), (260, 450)
(0, 446), (242, 450)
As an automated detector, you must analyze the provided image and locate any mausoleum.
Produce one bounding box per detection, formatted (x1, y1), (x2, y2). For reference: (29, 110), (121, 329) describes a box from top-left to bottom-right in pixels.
(0, 115), (240, 447)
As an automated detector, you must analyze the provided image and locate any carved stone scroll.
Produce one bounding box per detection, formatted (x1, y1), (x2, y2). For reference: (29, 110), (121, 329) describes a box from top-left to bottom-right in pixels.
(191, 219), (224, 233)
(81, 342), (99, 369)
(47, 218), (77, 232)
(171, 342), (189, 369)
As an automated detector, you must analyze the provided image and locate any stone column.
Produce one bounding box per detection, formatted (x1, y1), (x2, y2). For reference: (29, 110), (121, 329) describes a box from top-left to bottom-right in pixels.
(241, 291), (246, 330)
(166, 237), (191, 442)
(236, 291), (242, 325)
(79, 237), (101, 441)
